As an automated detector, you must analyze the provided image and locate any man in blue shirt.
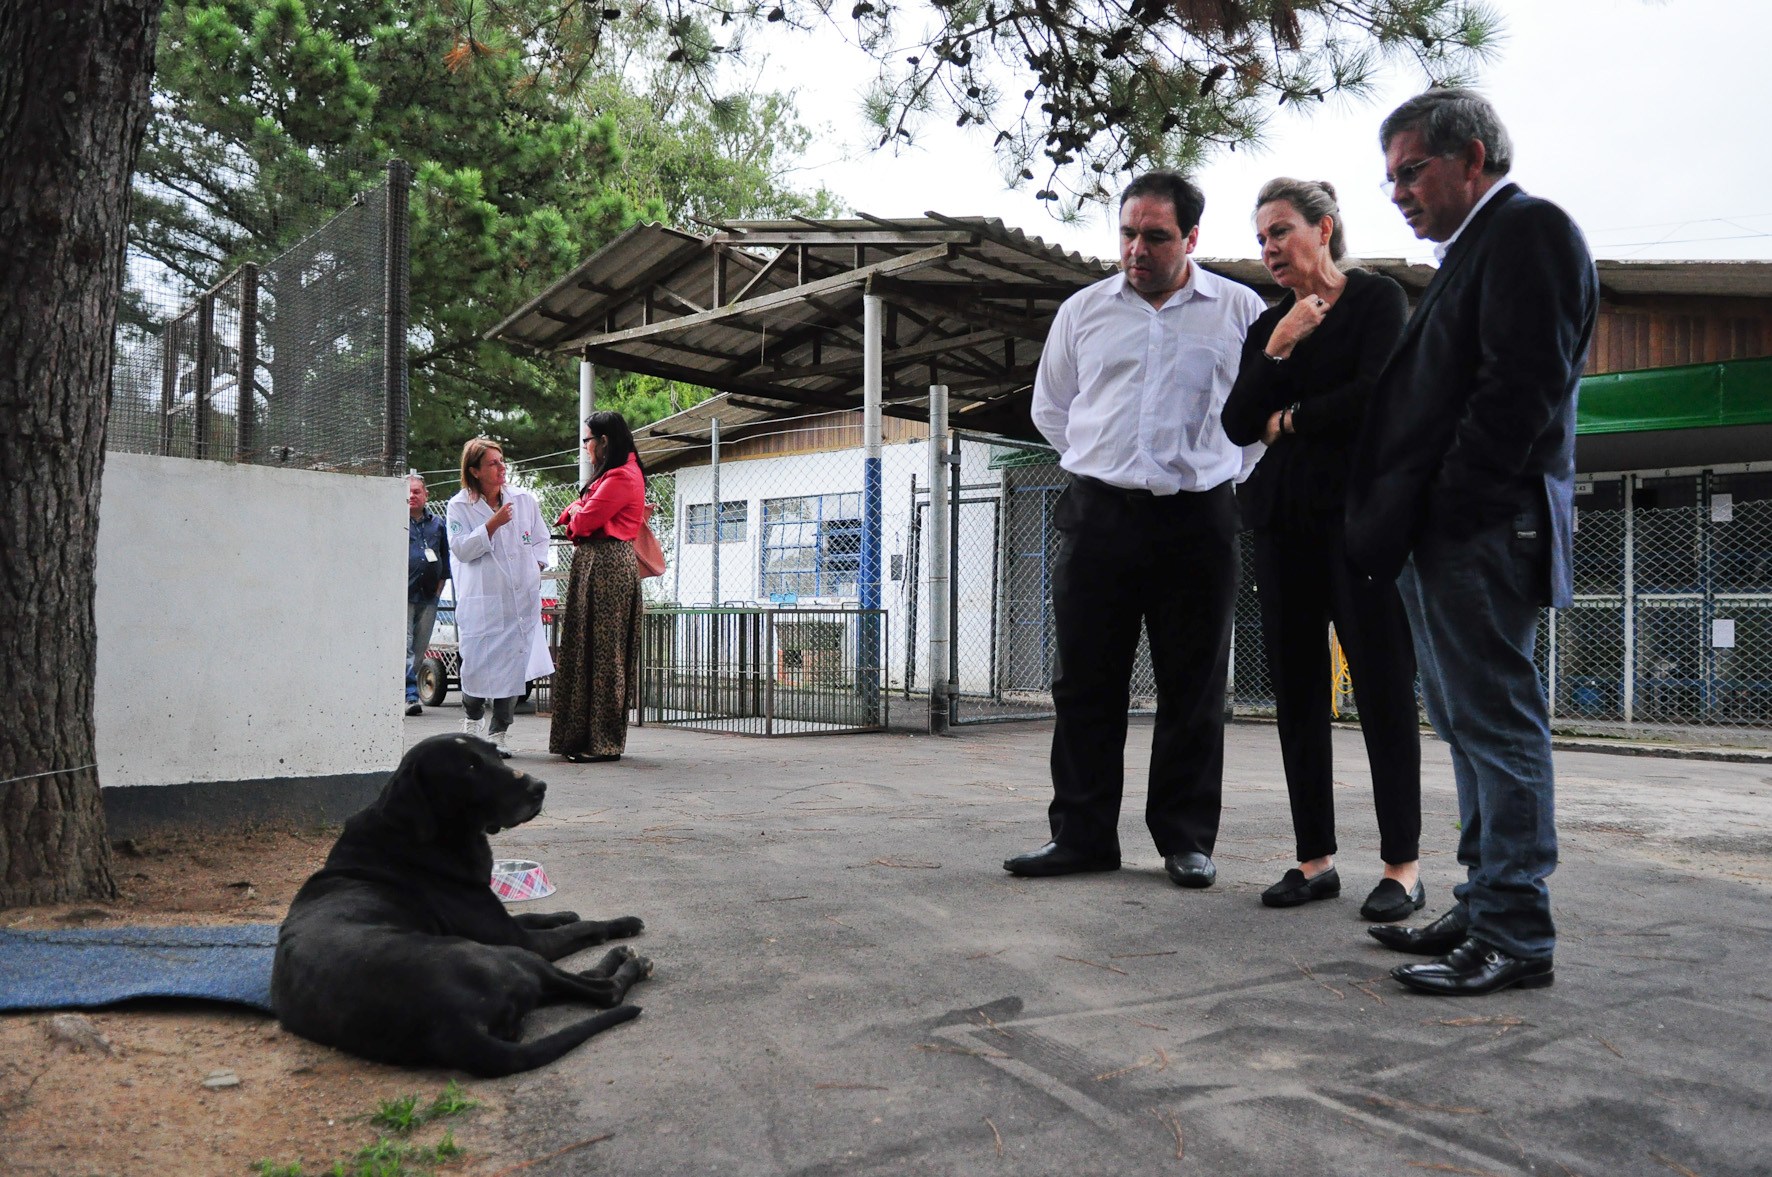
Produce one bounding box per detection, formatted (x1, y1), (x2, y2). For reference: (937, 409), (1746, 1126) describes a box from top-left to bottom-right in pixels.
(407, 474), (451, 715)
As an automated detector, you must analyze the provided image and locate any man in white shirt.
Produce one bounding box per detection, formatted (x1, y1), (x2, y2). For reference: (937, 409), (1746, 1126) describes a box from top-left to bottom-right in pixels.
(1006, 172), (1267, 885)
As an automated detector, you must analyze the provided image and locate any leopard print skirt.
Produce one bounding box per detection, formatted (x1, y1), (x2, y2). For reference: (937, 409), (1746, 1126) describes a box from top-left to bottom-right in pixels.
(547, 537), (641, 757)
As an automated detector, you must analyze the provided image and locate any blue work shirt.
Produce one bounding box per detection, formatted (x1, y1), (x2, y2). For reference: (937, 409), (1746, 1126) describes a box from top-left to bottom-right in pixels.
(409, 512), (451, 603)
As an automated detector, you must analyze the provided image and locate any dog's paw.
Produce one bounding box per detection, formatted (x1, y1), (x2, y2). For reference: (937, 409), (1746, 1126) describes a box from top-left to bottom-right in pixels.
(631, 955), (655, 979)
(605, 916), (644, 939)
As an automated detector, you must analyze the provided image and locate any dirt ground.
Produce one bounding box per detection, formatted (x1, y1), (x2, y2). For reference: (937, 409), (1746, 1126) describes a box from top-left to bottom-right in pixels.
(0, 828), (528, 1177)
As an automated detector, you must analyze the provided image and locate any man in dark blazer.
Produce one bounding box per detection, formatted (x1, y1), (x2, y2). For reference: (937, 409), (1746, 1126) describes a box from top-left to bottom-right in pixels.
(1345, 89), (1598, 996)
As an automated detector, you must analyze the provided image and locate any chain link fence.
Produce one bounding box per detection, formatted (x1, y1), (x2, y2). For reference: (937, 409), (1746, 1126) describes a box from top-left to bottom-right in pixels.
(110, 159), (410, 474)
(412, 404), (1772, 747)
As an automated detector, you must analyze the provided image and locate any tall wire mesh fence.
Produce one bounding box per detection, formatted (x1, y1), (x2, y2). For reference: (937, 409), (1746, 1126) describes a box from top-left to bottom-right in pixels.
(110, 158), (410, 474)
(413, 402), (1772, 746)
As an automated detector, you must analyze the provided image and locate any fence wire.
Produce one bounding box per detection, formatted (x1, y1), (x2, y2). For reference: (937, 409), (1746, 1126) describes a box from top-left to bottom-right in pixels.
(413, 405), (1772, 747)
(109, 160), (409, 475)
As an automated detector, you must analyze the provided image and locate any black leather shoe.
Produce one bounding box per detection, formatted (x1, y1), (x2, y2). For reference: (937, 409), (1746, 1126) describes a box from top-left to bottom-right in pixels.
(405, 702), (423, 717)
(1367, 908), (1469, 955)
(1003, 842), (1120, 877)
(1164, 852), (1217, 888)
(1360, 877), (1427, 922)
(1391, 937), (1554, 996)
(1261, 866), (1340, 907)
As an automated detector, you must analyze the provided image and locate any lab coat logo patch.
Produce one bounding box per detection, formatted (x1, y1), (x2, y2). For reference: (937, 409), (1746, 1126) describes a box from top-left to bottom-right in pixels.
(522, 530), (531, 544)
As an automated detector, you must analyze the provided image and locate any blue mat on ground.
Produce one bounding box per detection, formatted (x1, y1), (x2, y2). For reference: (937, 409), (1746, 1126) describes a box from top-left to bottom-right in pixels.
(0, 925), (280, 1013)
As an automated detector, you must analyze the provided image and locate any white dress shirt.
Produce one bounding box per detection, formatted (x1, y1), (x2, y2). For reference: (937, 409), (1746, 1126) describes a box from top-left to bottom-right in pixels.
(1032, 264), (1268, 494)
(1433, 179), (1509, 262)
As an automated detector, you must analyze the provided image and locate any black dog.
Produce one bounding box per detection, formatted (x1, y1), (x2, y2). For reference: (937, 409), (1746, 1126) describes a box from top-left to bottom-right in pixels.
(272, 733), (651, 1076)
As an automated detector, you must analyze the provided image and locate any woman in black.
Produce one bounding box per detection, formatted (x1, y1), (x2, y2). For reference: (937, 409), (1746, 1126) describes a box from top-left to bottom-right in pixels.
(1222, 178), (1424, 923)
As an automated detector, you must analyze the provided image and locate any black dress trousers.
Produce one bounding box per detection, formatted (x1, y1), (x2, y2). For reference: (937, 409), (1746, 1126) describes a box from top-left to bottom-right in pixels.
(1047, 475), (1239, 860)
(1252, 516), (1422, 865)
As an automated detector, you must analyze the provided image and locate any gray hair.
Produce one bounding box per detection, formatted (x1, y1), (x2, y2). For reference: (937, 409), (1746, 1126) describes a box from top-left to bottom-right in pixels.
(1254, 178), (1346, 262)
(1379, 87), (1513, 176)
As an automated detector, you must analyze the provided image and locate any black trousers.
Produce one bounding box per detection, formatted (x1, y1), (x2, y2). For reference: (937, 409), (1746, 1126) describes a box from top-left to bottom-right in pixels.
(1048, 477), (1239, 860)
(1252, 518), (1421, 865)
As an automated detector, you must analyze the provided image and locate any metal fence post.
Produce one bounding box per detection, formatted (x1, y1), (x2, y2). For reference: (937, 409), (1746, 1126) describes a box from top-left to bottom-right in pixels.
(927, 385), (950, 734)
(235, 263), (258, 463)
(947, 430), (961, 726)
(1622, 475), (1636, 725)
(861, 294), (884, 724)
(158, 312), (180, 456)
(579, 358), (595, 486)
(382, 157), (412, 477)
(710, 415), (721, 605)
(192, 293), (214, 460)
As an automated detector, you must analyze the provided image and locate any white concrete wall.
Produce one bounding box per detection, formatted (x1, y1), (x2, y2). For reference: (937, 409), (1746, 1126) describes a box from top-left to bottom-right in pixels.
(94, 452), (406, 788)
(669, 438), (1001, 691)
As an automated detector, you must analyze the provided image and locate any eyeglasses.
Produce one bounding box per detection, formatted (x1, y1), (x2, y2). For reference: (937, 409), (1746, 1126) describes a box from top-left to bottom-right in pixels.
(1380, 154), (1447, 199)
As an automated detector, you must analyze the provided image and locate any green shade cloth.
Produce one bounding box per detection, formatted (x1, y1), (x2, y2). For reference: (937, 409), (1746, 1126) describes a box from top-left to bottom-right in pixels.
(1579, 355), (1772, 435)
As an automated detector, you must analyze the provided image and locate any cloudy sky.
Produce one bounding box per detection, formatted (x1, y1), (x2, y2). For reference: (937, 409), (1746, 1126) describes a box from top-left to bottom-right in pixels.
(754, 0), (1771, 266)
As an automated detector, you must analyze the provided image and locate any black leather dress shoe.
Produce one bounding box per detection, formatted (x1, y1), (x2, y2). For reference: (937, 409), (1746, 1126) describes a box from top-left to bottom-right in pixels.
(1391, 937), (1554, 996)
(1367, 908), (1469, 955)
(1164, 852), (1217, 888)
(1360, 877), (1427, 922)
(1261, 866), (1340, 907)
(1003, 842), (1120, 877)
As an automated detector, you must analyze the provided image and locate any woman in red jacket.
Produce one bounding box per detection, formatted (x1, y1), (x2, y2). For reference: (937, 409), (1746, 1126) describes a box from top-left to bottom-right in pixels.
(549, 411), (647, 762)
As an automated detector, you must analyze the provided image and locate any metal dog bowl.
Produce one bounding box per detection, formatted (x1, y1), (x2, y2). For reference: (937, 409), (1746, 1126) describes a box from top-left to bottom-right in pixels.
(490, 859), (555, 901)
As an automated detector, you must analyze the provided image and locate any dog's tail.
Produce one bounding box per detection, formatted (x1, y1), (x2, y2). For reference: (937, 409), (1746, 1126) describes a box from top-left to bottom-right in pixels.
(440, 1005), (642, 1077)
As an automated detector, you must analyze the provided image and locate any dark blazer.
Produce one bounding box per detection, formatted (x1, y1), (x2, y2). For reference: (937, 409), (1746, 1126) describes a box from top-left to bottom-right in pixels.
(1223, 268), (1409, 531)
(1344, 184), (1598, 607)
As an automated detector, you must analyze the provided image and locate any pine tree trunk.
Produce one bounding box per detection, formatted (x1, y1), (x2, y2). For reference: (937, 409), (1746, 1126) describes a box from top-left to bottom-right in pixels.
(0, 0), (162, 907)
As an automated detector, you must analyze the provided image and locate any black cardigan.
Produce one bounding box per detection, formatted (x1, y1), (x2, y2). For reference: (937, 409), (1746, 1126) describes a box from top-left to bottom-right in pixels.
(1222, 267), (1409, 532)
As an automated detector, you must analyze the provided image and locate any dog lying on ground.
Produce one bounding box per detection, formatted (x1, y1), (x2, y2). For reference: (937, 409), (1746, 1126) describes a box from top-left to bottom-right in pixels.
(272, 733), (651, 1076)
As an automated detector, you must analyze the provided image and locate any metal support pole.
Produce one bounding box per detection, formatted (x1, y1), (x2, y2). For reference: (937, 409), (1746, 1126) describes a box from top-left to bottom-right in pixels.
(235, 264), (258, 463)
(861, 294), (885, 723)
(578, 359), (595, 486)
(927, 385), (950, 735)
(193, 294), (214, 460)
(1622, 475), (1636, 725)
(947, 430), (961, 725)
(710, 415), (721, 606)
(382, 157), (412, 477)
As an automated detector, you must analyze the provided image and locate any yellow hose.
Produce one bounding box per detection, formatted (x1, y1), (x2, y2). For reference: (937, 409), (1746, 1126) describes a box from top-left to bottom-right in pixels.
(1329, 626), (1352, 718)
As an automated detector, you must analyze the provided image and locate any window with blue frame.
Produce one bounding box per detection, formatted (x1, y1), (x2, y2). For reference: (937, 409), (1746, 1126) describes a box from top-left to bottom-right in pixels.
(685, 501), (747, 543)
(761, 493), (862, 598)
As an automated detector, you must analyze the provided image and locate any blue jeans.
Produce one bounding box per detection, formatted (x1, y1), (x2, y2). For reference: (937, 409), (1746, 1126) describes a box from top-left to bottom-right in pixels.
(1396, 513), (1558, 961)
(406, 598), (439, 703)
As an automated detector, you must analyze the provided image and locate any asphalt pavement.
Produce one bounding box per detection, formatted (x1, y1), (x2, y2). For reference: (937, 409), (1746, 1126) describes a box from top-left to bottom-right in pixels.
(405, 705), (1772, 1176)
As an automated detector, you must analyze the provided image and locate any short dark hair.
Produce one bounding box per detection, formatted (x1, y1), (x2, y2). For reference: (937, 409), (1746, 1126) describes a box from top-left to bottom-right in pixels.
(1380, 87), (1513, 176)
(1120, 171), (1206, 234)
(586, 409), (645, 487)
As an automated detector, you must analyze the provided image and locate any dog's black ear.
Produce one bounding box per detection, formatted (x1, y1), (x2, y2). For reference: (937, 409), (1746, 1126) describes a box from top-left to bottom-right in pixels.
(374, 756), (439, 843)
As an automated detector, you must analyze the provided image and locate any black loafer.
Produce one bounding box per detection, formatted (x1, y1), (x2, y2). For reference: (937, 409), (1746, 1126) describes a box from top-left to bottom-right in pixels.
(1004, 842), (1120, 878)
(405, 702), (423, 716)
(1360, 877), (1427, 922)
(1164, 852), (1217, 889)
(1367, 908), (1471, 955)
(1261, 866), (1340, 907)
(1391, 937), (1554, 996)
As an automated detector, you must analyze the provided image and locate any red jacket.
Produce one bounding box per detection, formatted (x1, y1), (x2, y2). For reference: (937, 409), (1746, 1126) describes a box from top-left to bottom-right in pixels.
(559, 454), (646, 542)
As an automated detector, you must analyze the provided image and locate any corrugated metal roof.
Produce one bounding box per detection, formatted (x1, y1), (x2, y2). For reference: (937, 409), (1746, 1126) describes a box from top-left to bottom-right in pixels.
(484, 212), (1114, 429)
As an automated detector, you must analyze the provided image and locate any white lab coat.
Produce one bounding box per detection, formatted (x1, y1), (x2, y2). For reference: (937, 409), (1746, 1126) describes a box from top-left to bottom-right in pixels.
(445, 488), (555, 699)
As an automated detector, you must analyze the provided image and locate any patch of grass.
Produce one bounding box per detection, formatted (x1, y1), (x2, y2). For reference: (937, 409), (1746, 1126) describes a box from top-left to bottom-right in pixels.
(254, 1085), (479, 1177)
(370, 1094), (423, 1135)
(426, 1081), (480, 1121)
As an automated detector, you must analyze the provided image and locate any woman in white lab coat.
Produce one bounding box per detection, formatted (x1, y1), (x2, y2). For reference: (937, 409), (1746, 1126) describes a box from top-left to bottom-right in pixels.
(444, 437), (554, 756)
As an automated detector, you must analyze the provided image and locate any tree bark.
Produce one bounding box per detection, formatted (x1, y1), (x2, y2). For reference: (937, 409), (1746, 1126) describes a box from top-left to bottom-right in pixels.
(0, 0), (162, 907)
